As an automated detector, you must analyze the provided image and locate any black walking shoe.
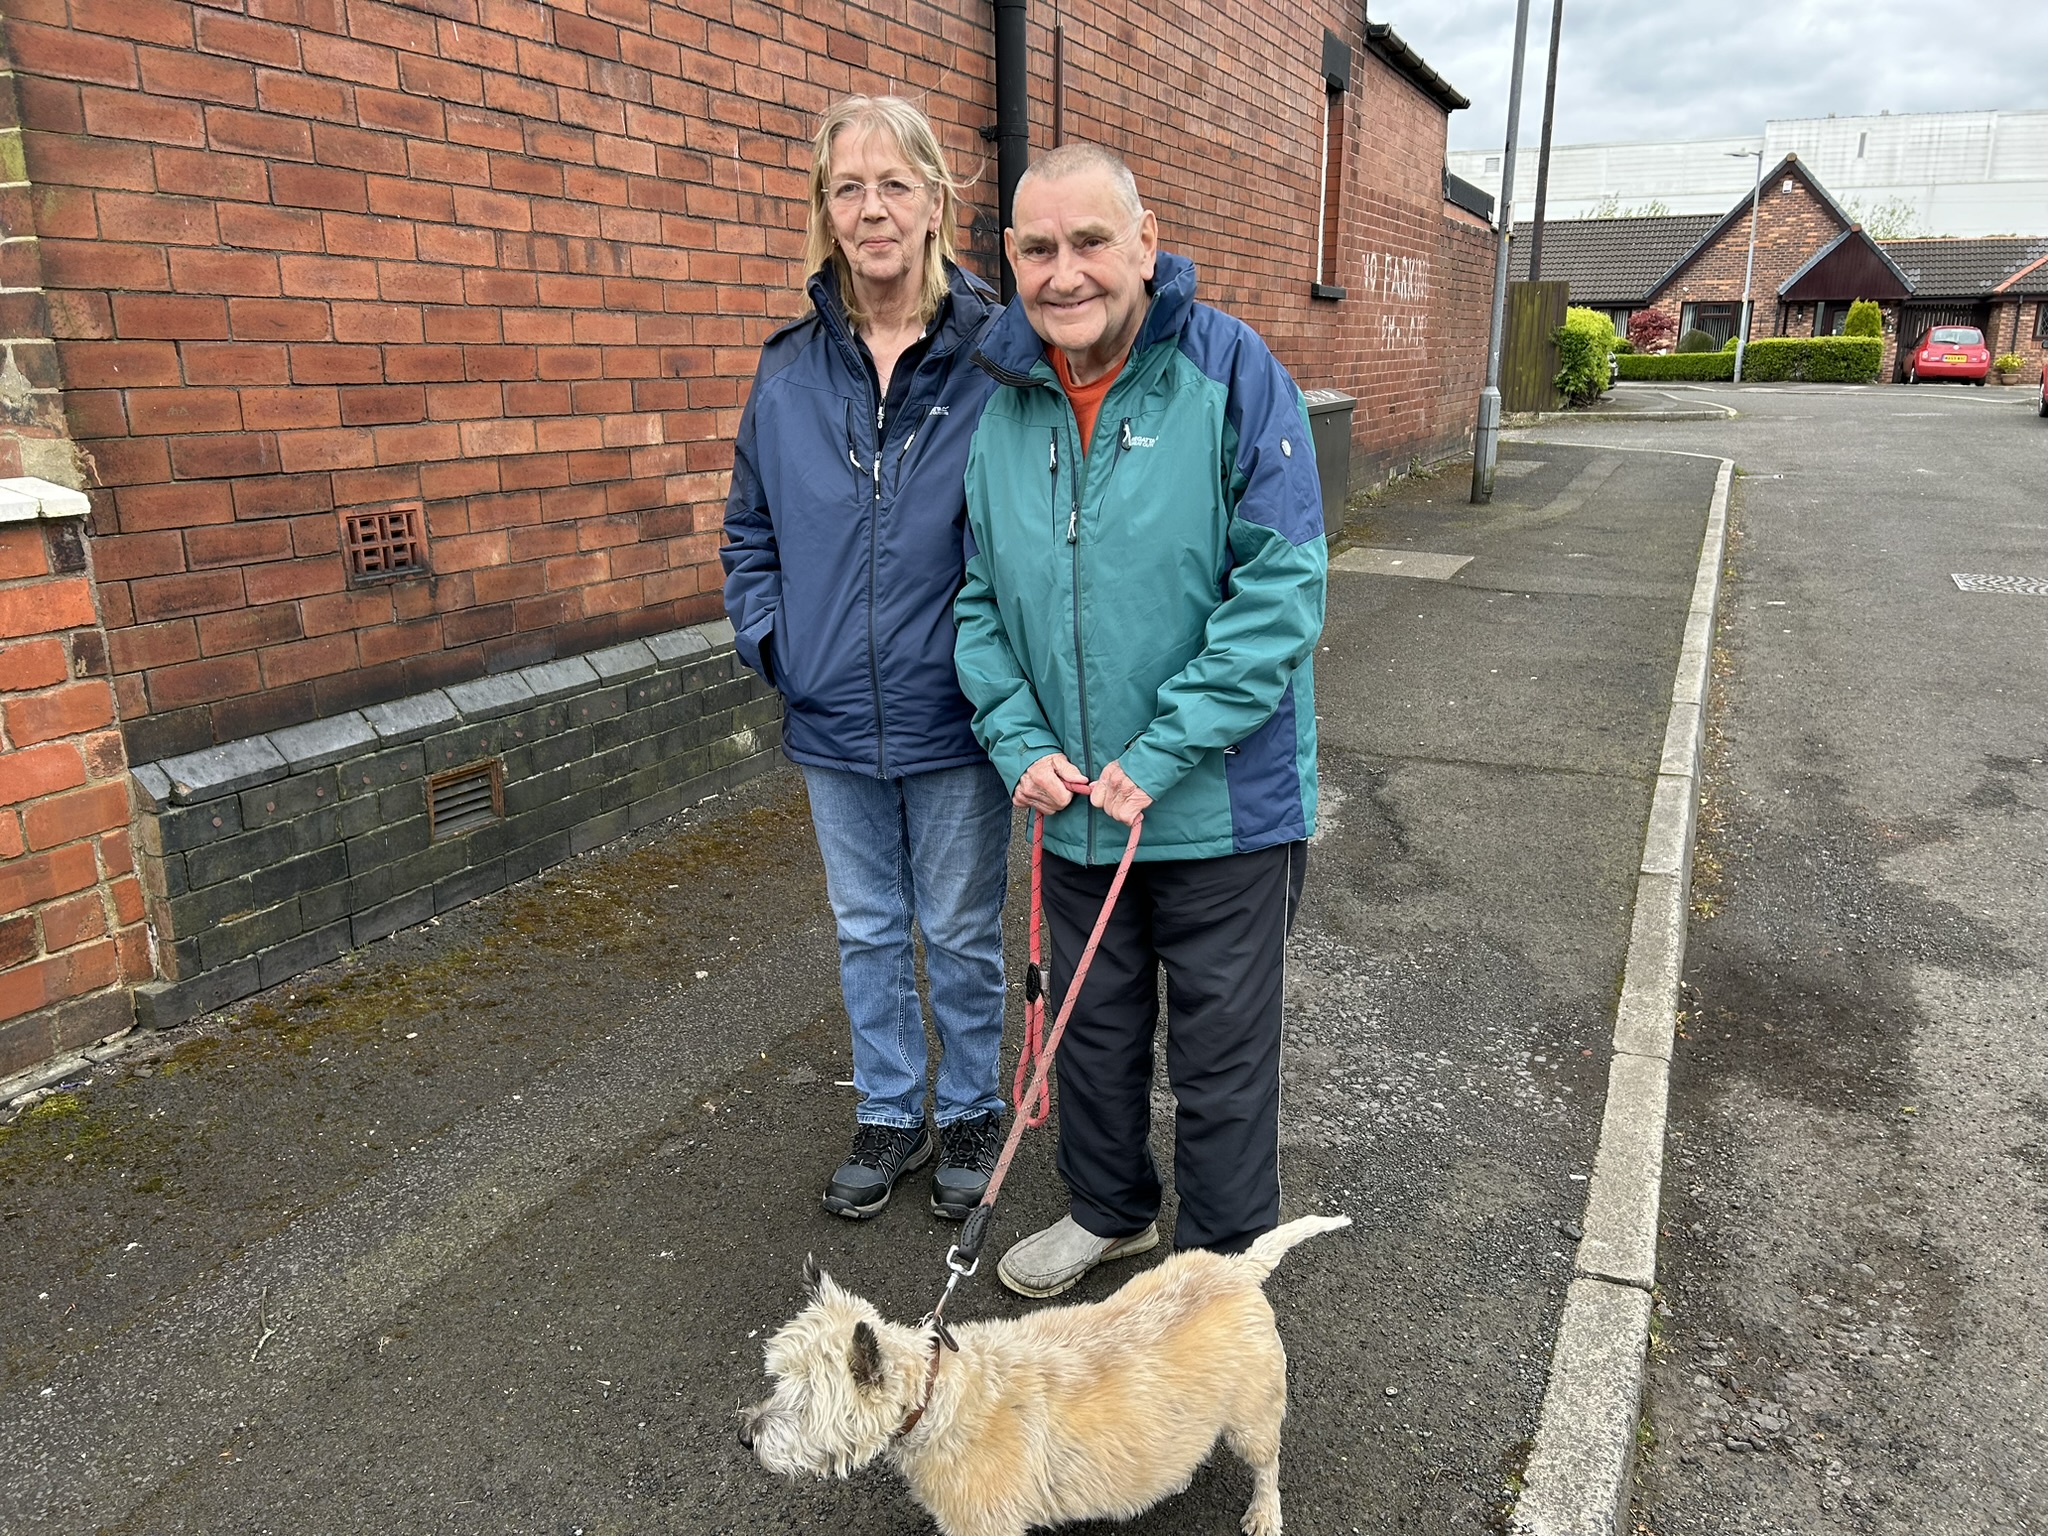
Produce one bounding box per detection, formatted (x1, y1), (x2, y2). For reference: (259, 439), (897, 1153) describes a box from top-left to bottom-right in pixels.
(930, 1111), (1004, 1221)
(822, 1123), (933, 1220)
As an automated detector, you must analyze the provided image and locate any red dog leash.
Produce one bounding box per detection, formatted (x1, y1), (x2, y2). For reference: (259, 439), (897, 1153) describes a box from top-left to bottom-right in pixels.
(923, 777), (1141, 1341)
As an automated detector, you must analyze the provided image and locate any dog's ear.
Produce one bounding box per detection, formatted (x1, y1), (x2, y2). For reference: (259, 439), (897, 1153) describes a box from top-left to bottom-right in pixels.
(803, 1253), (824, 1295)
(850, 1321), (884, 1391)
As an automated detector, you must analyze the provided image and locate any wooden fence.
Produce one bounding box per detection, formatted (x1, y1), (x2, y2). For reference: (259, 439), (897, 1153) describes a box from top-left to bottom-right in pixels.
(1503, 280), (1568, 413)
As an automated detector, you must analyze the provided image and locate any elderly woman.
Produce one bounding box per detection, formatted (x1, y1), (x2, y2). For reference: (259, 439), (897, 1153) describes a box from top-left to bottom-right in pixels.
(722, 97), (1008, 1221)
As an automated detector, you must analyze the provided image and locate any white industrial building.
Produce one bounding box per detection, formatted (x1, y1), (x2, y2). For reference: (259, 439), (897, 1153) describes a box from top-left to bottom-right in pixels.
(1448, 109), (2048, 238)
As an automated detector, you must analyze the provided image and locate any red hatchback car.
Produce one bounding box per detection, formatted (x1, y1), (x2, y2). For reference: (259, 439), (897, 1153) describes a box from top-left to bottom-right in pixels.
(1906, 325), (1991, 385)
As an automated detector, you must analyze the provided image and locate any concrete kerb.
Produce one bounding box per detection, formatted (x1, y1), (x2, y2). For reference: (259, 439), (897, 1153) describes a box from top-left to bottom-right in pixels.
(1508, 452), (1733, 1536)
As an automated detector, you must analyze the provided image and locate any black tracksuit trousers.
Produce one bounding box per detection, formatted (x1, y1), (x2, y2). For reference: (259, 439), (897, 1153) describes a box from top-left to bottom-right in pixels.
(1040, 840), (1307, 1256)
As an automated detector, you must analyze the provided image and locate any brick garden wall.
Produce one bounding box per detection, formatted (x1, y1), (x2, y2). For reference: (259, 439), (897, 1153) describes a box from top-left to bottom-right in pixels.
(128, 614), (775, 1026)
(0, 509), (150, 1075)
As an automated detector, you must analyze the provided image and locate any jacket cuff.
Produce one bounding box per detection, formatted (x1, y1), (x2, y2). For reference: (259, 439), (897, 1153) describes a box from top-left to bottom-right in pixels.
(1115, 737), (1190, 804)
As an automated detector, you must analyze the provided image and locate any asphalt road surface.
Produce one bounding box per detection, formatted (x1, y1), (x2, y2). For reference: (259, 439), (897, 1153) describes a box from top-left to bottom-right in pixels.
(1547, 383), (2048, 1536)
(0, 439), (1722, 1535)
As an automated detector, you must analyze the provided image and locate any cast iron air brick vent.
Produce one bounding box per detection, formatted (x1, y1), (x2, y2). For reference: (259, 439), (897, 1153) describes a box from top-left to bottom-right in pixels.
(1950, 572), (2048, 597)
(343, 501), (427, 583)
(428, 759), (504, 840)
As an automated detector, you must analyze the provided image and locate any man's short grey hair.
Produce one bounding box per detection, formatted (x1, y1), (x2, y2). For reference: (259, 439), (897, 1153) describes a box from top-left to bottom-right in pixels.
(1016, 143), (1144, 221)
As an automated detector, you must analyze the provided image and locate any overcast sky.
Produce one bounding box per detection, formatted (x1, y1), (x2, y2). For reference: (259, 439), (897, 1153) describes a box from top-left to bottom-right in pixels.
(1382, 0), (2048, 154)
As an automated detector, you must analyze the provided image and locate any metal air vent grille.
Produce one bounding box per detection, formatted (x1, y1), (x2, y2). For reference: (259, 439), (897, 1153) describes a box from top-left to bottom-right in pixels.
(428, 759), (503, 840)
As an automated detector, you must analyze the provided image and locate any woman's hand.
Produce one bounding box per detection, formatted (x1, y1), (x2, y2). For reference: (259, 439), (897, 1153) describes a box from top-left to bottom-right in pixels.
(1090, 761), (1152, 826)
(1015, 753), (1086, 813)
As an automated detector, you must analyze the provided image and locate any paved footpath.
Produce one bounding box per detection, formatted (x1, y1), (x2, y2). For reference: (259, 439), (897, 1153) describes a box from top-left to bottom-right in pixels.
(0, 442), (1719, 1536)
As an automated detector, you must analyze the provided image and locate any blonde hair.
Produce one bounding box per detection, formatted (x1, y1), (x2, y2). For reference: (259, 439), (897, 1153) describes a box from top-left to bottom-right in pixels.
(804, 96), (962, 333)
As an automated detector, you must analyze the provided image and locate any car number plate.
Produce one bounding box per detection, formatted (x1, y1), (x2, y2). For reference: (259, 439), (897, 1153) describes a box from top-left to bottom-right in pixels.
(1944, 353), (1968, 363)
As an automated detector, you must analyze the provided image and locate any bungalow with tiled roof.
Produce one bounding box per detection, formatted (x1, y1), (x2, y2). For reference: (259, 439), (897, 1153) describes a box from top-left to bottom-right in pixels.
(1510, 153), (2048, 383)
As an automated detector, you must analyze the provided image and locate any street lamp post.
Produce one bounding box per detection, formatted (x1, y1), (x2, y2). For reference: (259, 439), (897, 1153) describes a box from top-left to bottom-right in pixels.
(1472, 0), (1536, 506)
(1728, 146), (1764, 384)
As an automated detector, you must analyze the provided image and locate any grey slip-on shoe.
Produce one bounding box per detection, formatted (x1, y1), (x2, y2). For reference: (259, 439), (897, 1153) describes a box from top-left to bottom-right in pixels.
(996, 1214), (1160, 1298)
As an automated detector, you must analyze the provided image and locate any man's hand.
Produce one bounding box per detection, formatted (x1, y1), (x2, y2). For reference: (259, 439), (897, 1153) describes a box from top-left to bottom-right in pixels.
(1091, 760), (1153, 826)
(1015, 752), (1087, 813)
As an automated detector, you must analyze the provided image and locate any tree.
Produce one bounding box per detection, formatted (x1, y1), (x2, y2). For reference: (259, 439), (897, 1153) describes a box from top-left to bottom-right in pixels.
(1844, 196), (1922, 240)
(1588, 193), (1673, 219)
(1843, 299), (1882, 338)
(1628, 310), (1677, 353)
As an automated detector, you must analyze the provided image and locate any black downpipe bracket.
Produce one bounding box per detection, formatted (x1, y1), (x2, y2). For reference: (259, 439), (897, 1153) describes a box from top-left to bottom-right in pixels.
(992, 0), (1029, 301)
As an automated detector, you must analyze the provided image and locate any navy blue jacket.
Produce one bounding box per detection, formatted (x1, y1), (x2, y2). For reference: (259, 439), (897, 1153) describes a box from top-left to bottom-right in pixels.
(722, 263), (1001, 777)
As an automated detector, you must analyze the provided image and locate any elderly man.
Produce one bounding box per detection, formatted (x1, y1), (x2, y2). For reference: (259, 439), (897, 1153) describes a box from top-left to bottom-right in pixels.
(954, 144), (1328, 1297)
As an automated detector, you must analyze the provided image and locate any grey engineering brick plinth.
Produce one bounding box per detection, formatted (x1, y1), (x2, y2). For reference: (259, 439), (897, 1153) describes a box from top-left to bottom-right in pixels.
(128, 619), (780, 1030)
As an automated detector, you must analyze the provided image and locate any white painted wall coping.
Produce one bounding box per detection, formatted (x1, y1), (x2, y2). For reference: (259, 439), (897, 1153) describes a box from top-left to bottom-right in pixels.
(0, 476), (90, 523)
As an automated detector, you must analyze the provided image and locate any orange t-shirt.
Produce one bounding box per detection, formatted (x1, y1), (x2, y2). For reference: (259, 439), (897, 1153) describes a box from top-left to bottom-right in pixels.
(1047, 347), (1124, 454)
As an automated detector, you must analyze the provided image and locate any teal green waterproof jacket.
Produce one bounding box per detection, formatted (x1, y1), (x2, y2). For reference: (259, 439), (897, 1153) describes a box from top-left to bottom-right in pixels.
(954, 252), (1327, 865)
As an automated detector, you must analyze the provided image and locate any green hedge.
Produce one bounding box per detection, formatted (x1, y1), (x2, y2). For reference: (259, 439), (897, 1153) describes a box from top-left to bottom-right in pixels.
(1552, 306), (1617, 406)
(1615, 337), (1882, 384)
(1737, 336), (1882, 382)
(1616, 352), (1735, 381)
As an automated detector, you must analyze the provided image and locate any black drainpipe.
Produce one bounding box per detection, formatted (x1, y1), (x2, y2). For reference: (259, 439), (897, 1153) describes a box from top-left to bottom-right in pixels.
(992, 0), (1028, 301)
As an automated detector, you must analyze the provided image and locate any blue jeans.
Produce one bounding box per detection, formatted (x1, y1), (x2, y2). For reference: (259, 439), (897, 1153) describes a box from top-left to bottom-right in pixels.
(801, 762), (1011, 1128)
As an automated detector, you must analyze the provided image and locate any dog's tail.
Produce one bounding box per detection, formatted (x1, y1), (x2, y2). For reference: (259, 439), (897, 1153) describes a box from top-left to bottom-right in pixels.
(1241, 1214), (1351, 1281)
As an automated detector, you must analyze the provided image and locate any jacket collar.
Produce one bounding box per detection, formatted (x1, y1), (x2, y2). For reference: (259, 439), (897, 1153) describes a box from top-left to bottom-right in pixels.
(801, 260), (997, 368)
(974, 249), (1199, 387)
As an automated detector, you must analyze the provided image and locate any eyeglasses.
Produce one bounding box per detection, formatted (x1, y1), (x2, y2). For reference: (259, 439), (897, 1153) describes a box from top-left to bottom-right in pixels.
(829, 177), (928, 209)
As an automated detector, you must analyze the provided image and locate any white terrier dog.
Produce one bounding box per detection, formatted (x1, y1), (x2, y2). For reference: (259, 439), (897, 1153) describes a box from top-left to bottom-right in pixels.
(740, 1213), (1349, 1536)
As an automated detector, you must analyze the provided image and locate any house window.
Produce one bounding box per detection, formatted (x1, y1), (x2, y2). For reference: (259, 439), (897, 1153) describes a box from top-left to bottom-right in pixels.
(1312, 30), (1351, 300)
(2036, 302), (2048, 341)
(1681, 301), (1742, 346)
(1605, 308), (1634, 336)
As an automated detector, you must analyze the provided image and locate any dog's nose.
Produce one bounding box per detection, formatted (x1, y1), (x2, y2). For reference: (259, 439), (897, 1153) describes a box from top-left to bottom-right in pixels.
(738, 1418), (755, 1450)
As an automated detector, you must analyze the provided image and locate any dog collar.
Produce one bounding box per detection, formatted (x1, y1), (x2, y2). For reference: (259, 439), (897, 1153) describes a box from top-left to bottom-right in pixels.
(892, 1341), (944, 1440)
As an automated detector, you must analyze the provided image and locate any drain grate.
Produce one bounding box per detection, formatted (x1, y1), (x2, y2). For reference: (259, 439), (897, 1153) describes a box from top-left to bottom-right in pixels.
(1951, 573), (2048, 597)
(428, 759), (503, 840)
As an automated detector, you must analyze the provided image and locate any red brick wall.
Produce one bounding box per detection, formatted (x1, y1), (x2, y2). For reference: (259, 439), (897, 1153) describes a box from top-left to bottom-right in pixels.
(11, 0), (1486, 766)
(0, 25), (82, 488)
(1032, 11), (1492, 479)
(0, 516), (149, 1075)
(9, 0), (1001, 766)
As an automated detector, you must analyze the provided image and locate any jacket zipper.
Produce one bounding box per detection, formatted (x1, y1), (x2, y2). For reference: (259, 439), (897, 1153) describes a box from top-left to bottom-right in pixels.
(1060, 423), (1097, 863)
(867, 396), (886, 776)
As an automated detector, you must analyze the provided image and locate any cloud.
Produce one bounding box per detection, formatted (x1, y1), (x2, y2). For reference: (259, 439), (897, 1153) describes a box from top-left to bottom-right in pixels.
(1381, 0), (2048, 152)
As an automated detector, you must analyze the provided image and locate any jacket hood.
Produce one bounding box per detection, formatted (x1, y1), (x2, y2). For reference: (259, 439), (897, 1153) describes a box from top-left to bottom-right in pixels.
(976, 249), (1199, 384)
